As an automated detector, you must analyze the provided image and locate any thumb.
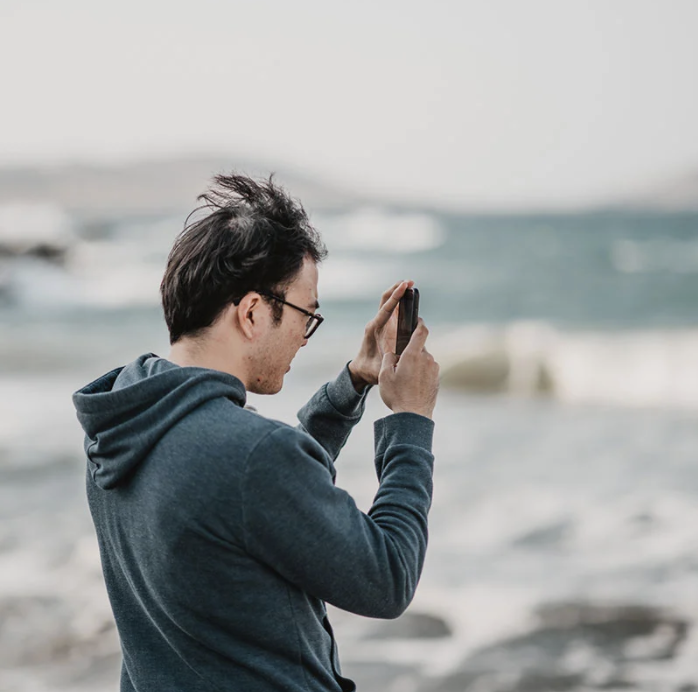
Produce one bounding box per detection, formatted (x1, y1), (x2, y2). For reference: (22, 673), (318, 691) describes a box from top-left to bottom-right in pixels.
(402, 319), (429, 356)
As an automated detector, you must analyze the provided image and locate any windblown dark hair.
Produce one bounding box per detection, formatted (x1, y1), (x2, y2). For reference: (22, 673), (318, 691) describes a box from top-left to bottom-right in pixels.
(160, 173), (327, 344)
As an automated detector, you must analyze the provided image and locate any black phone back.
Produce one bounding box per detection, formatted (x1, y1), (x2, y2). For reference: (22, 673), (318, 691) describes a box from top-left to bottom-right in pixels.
(396, 288), (420, 355)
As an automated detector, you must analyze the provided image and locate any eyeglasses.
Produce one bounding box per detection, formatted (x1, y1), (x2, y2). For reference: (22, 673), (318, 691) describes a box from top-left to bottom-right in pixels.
(258, 292), (324, 339)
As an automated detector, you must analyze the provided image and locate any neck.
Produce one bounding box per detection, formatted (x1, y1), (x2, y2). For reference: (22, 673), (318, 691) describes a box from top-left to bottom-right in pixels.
(168, 335), (250, 388)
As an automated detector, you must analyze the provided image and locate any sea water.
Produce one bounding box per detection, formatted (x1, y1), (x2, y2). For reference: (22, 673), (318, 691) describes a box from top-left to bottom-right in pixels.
(1, 206), (697, 691)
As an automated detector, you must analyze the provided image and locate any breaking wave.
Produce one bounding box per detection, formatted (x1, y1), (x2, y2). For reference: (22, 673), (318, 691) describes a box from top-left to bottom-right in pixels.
(435, 322), (698, 409)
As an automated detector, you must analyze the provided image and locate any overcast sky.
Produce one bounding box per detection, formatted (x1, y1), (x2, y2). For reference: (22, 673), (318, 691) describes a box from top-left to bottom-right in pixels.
(1, 0), (697, 208)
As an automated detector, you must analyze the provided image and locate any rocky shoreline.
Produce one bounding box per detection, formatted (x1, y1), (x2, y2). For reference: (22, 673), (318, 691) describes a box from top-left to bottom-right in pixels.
(2, 590), (695, 692)
(340, 603), (696, 692)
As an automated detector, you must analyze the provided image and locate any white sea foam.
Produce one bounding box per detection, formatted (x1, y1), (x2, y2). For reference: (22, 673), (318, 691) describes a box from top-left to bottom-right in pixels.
(0, 375), (84, 455)
(435, 322), (698, 409)
(4, 239), (164, 309)
(573, 493), (698, 566)
(316, 207), (445, 253)
(317, 255), (403, 301)
(0, 202), (75, 250)
(66, 239), (165, 306)
(3, 256), (81, 307)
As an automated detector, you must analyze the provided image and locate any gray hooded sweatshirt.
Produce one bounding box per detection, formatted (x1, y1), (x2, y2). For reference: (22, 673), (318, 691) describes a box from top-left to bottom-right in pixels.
(73, 354), (435, 692)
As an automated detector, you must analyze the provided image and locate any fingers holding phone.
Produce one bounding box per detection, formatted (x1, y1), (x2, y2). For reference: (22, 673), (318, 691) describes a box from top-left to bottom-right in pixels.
(372, 280), (413, 337)
(380, 317), (440, 420)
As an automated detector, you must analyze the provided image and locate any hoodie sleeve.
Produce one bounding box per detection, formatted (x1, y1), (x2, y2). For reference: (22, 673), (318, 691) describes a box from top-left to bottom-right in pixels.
(241, 413), (434, 619)
(295, 363), (371, 466)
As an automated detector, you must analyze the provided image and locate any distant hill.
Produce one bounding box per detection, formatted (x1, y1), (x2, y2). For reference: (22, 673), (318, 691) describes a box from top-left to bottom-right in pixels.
(2, 156), (698, 217)
(0, 156), (361, 219)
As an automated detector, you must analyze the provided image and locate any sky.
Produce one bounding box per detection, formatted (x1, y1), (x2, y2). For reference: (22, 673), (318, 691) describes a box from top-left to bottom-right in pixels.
(1, 0), (697, 208)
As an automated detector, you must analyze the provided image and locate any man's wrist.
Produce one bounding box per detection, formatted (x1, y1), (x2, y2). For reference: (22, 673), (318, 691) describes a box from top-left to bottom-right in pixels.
(347, 361), (371, 393)
(390, 407), (433, 420)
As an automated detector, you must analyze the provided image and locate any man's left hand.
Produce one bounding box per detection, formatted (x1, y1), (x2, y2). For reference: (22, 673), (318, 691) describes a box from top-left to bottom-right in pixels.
(348, 280), (414, 392)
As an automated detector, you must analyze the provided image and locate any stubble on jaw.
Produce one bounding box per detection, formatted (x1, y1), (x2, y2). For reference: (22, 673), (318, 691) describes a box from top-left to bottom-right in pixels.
(246, 325), (288, 395)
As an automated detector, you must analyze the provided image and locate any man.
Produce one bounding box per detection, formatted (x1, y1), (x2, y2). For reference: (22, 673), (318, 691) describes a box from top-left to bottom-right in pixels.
(73, 174), (440, 691)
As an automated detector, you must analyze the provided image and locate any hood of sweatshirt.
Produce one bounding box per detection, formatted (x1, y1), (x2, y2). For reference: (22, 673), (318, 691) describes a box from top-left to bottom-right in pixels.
(72, 353), (247, 490)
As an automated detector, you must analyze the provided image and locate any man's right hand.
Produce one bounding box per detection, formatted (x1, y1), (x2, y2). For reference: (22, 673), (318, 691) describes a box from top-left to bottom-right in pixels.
(378, 319), (440, 420)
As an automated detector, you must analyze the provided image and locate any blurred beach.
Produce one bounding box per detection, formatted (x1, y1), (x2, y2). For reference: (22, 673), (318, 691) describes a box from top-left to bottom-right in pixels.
(1, 160), (698, 691)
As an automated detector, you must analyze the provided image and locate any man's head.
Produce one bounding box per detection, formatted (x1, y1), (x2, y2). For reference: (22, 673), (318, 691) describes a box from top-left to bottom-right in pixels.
(161, 174), (327, 394)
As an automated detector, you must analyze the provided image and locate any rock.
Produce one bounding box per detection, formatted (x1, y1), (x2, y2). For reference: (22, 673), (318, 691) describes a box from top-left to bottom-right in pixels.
(365, 612), (453, 640)
(511, 520), (572, 549)
(511, 671), (590, 691)
(535, 602), (688, 661)
(439, 351), (511, 393)
(422, 601), (690, 692)
(423, 669), (632, 692)
(0, 202), (75, 264)
(435, 323), (557, 397)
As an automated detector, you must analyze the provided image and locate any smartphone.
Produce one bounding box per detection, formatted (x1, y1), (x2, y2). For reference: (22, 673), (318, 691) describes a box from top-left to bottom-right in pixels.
(396, 287), (420, 356)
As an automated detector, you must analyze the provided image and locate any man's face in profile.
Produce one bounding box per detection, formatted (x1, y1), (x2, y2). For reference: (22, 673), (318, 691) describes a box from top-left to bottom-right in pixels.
(247, 257), (319, 395)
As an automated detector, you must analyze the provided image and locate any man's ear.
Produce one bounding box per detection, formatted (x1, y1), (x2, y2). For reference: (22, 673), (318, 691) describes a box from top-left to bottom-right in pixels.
(235, 293), (263, 340)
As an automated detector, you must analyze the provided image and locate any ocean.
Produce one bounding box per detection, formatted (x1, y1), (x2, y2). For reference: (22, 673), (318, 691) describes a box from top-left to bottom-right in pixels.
(1, 203), (697, 691)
